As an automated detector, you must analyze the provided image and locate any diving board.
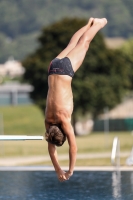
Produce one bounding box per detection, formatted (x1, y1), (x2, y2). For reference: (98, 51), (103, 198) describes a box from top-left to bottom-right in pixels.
(0, 135), (44, 141)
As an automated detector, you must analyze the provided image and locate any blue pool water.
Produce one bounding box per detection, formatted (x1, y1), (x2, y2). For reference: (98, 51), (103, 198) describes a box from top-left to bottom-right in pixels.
(0, 170), (133, 200)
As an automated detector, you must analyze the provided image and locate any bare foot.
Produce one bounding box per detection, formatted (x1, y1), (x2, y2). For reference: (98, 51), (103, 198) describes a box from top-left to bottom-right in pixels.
(88, 17), (94, 28)
(93, 18), (107, 28)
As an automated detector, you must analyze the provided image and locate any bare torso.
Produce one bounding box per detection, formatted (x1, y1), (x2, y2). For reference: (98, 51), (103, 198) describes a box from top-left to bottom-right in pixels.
(45, 74), (73, 124)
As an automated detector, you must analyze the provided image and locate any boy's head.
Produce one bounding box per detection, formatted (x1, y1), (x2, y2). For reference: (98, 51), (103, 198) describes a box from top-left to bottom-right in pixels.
(45, 125), (66, 147)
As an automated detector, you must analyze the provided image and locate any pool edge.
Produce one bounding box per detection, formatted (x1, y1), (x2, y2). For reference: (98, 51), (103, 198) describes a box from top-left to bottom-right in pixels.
(0, 166), (133, 171)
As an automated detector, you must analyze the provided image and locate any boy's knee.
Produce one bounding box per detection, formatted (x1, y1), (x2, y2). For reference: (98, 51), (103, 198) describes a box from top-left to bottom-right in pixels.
(68, 42), (76, 49)
(79, 36), (91, 46)
(84, 40), (90, 50)
(79, 39), (90, 51)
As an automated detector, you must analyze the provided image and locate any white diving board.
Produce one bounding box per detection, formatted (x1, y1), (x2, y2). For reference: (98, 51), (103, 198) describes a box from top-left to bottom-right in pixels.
(0, 135), (44, 141)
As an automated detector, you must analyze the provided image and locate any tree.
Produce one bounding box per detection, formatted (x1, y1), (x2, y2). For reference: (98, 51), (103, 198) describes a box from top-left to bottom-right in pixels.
(120, 38), (133, 91)
(22, 18), (131, 134)
(1, 0), (133, 63)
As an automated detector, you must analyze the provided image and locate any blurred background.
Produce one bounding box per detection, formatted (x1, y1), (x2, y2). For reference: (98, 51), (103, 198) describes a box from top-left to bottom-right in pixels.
(0, 0), (133, 167)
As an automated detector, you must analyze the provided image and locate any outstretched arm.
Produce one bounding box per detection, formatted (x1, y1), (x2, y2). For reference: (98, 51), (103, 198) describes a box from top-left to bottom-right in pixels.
(45, 120), (67, 181)
(61, 120), (77, 178)
(47, 123), (77, 181)
(48, 143), (67, 181)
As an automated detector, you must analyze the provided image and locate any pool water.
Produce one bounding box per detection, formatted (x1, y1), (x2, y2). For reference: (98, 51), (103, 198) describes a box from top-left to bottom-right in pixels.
(0, 170), (133, 200)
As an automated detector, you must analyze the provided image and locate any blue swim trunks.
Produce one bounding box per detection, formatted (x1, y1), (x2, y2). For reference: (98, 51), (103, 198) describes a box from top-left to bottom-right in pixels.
(48, 57), (74, 78)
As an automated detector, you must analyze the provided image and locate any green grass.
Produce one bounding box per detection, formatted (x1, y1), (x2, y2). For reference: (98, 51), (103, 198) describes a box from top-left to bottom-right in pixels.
(0, 105), (133, 166)
(34, 157), (128, 167)
(0, 105), (45, 135)
(76, 132), (133, 153)
(1, 137), (130, 166)
(0, 131), (132, 167)
(1, 131), (132, 157)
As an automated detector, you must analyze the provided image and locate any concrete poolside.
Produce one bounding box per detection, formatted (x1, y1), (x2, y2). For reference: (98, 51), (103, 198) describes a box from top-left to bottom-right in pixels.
(0, 166), (133, 171)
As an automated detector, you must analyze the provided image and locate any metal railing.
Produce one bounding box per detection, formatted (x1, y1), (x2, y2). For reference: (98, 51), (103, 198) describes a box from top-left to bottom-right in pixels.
(111, 137), (120, 169)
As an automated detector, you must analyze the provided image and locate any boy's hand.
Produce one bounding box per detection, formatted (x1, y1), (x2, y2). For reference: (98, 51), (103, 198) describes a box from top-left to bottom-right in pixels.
(65, 171), (73, 180)
(56, 169), (67, 182)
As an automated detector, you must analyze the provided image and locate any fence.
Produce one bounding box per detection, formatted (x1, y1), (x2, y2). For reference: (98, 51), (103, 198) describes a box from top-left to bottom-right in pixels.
(93, 118), (133, 131)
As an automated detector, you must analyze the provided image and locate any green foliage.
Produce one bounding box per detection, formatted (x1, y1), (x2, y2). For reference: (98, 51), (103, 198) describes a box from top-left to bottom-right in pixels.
(22, 18), (132, 120)
(73, 47), (131, 118)
(120, 38), (133, 90)
(0, 32), (38, 63)
(0, 0), (132, 38)
(0, 0), (133, 62)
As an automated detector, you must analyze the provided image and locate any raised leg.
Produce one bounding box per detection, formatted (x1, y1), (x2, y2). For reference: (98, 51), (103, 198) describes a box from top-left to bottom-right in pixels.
(66, 18), (108, 72)
(56, 18), (94, 59)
